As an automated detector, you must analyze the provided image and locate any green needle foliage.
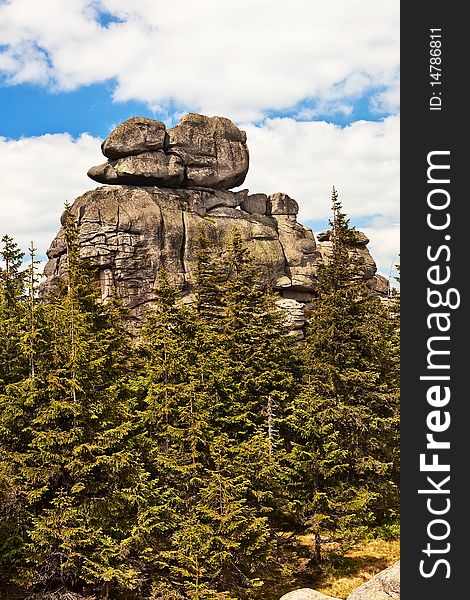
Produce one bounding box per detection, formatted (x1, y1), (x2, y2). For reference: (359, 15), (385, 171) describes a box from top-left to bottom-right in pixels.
(0, 235), (29, 389)
(289, 189), (399, 555)
(0, 210), (147, 596)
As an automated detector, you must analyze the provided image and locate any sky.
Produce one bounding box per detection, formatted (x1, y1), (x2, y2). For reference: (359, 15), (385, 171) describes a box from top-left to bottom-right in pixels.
(0, 0), (399, 279)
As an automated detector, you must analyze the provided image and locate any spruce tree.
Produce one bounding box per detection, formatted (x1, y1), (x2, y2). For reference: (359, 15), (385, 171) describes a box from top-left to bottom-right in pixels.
(289, 189), (399, 554)
(136, 237), (301, 596)
(0, 210), (147, 596)
(193, 234), (301, 586)
(0, 235), (28, 389)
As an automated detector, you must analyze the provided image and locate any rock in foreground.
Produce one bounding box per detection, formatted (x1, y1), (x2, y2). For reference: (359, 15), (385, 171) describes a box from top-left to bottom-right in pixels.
(280, 589), (340, 600)
(279, 562), (400, 600)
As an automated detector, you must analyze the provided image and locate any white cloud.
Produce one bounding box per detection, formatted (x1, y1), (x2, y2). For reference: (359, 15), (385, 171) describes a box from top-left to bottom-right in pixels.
(363, 223), (400, 279)
(241, 116), (399, 219)
(240, 116), (399, 274)
(0, 133), (103, 257)
(0, 0), (399, 121)
(0, 115), (399, 275)
(370, 74), (400, 114)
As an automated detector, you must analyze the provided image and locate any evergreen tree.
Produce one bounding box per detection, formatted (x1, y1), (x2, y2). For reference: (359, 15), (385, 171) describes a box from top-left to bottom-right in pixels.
(193, 235), (301, 586)
(134, 269), (268, 596)
(136, 236), (301, 596)
(0, 235), (28, 389)
(289, 189), (399, 554)
(0, 211), (147, 596)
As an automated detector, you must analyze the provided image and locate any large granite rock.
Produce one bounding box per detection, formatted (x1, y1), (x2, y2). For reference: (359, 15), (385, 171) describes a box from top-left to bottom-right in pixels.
(42, 185), (325, 326)
(101, 116), (167, 159)
(88, 152), (185, 187)
(44, 112), (382, 332)
(167, 113), (249, 189)
(347, 561), (400, 600)
(88, 113), (249, 190)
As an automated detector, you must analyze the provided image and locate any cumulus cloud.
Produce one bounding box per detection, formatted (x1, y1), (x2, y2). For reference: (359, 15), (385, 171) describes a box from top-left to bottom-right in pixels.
(241, 116), (399, 219)
(370, 74), (400, 115)
(0, 133), (103, 256)
(0, 0), (399, 121)
(363, 223), (400, 279)
(0, 115), (399, 275)
(241, 115), (400, 274)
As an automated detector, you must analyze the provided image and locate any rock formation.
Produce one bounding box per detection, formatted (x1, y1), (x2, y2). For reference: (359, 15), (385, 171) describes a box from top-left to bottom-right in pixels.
(88, 114), (249, 190)
(43, 113), (385, 332)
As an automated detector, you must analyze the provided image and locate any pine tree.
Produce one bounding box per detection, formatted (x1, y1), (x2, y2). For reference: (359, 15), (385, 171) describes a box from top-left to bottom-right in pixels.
(192, 234), (301, 586)
(130, 269), (210, 595)
(289, 189), (399, 554)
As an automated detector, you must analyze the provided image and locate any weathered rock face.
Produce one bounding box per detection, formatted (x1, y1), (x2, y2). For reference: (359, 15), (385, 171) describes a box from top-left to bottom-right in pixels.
(88, 113), (249, 190)
(43, 185), (325, 326)
(43, 113), (383, 332)
(316, 229), (377, 281)
(101, 116), (167, 158)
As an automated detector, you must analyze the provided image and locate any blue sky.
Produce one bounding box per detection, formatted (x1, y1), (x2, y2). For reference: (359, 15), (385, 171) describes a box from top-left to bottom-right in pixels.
(0, 0), (399, 276)
(0, 81), (393, 139)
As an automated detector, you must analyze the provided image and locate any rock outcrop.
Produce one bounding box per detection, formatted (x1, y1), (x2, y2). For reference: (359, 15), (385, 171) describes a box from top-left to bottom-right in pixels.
(315, 229), (376, 280)
(43, 113), (383, 332)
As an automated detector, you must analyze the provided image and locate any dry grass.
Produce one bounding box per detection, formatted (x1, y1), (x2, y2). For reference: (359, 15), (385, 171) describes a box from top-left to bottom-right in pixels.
(313, 538), (400, 599)
(242, 534), (399, 600)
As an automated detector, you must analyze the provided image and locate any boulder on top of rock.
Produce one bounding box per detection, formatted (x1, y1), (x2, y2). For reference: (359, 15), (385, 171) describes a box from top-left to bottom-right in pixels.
(89, 113), (249, 190)
(167, 113), (249, 189)
(316, 229), (369, 246)
(88, 153), (185, 187)
(240, 193), (268, 215)
(268, 193), (299, 216)
(101, 116), (167, 159)
(351, 230), (370, 245)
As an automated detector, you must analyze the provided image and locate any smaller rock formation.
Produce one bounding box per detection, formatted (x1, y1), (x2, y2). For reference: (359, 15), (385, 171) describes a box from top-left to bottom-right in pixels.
(88, 113), (249, 190)
(316, 229), (376, 280)
(279, 589), (340, 600)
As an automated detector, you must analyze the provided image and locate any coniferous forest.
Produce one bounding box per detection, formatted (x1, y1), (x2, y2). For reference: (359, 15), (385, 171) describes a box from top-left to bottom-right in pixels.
(0, 193), (399, 599)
